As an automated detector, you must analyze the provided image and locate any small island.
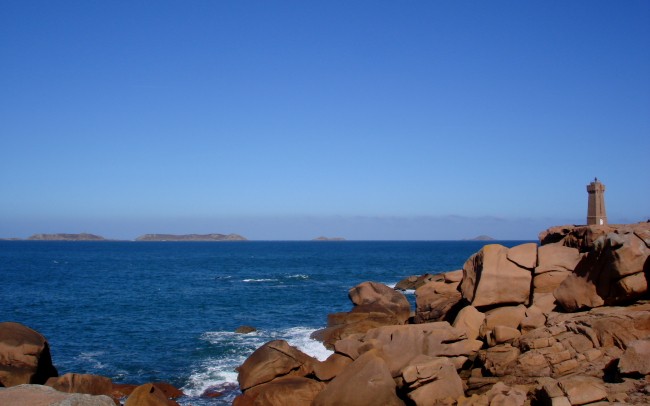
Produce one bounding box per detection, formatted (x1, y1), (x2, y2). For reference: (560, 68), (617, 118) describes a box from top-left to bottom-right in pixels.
(464, 235), (496, 241)
(27, 233), (107, 241)
(135, 233), (247, 242)
(312, 236), (346, 241)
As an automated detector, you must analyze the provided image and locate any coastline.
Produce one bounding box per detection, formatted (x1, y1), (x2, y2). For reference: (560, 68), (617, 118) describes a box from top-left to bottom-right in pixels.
(2, 223), (648, 404)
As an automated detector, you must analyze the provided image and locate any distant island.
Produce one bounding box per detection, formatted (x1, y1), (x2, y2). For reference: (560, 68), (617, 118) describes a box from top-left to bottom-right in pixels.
(312, 236), (346, 241)
(464, 235), (496, 241)
(27, 233), (107, 241)
(135, 233), (247, 242)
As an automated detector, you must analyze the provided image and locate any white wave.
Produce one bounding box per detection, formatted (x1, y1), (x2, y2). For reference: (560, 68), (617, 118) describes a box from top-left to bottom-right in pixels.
(286, 274), (310, 279)
(280, 326), (332, 361)
(183, 326), (332, 398)
(76, 351), (107, 369)
(384, 282), (397, 288)
(403, 289), (416, 295)
(242, 278), (278, 282)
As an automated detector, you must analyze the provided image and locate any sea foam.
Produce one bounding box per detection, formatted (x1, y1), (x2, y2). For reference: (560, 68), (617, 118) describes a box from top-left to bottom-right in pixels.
(182, 326), (332, 400)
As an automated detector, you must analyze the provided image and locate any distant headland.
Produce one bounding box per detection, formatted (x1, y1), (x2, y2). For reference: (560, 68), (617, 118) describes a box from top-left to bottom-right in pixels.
(135, 233), (247, 242)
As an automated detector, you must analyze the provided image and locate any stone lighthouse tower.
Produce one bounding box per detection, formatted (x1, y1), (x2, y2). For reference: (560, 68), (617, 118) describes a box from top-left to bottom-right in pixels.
(586, 178), (607, 225)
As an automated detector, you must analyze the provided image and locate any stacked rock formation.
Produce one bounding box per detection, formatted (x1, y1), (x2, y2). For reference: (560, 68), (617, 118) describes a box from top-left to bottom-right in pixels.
(235, 222), (650, 405)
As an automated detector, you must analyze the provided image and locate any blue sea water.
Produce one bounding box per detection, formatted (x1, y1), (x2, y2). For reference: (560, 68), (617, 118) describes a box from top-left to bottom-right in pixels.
(0, 240), (528, 404)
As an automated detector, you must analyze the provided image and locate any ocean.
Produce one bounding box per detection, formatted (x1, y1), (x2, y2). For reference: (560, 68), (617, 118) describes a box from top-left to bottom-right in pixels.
(0, 240), (527, 404)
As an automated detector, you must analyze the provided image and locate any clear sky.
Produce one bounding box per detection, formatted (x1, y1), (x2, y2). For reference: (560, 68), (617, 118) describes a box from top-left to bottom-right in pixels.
(1, 1), (648, 240)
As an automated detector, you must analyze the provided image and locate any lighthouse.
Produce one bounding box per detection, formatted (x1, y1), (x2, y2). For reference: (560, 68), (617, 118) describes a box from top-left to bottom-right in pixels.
(586, 178), (607, 226)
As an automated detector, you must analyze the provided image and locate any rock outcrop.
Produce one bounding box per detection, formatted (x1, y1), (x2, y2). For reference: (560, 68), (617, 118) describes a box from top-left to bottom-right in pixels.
(311, 281), (411, 349)
(238, 222), (650, 405)
(553, 222), (649, 311)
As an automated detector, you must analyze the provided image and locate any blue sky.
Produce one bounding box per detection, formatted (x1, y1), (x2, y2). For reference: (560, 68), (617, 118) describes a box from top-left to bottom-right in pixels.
(1, 1), (648, 240)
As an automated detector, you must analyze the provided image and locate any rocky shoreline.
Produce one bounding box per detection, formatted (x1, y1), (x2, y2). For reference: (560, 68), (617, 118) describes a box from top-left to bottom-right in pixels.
(1, 222), (648, 405)
(233, 222), (650, 405)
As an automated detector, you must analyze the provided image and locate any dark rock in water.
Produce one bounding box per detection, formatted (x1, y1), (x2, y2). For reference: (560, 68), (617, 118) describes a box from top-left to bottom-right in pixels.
(235, 325), (257, 334)
(151, 381), (184, 399)
(112, 383), (138, 398)
(201, 388), (223, 398)
(0, 322), (58, 386)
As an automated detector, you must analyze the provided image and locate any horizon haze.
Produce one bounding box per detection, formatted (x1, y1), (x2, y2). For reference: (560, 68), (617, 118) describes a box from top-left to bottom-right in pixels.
(1, 2), (649, 240)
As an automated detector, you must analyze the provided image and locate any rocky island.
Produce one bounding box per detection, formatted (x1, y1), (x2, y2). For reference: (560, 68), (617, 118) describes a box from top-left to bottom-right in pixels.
(27, 233), (107, 241)
(135, 233), (247, 241)
(465, 235), (496, 241)
(312, 236), (346, 241)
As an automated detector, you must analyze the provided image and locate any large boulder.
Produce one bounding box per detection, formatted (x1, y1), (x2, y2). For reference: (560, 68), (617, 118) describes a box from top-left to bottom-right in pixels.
(414, 280), (463, 323)
(554, 230), (649, 312)
(125, 383), (178, 406)
(460, 244), (532, 308)
(0, 384), (115, 406)
(348, 281), (411, 323)
(452, 305), (485, 341)
(239, 376), (325, 406)
(237, 340), (316, 391)
(534, 244), (582, 295)
(507, 243), (537, 270)
(0, 322), (58, 387)
(312, 349), (404, 406)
